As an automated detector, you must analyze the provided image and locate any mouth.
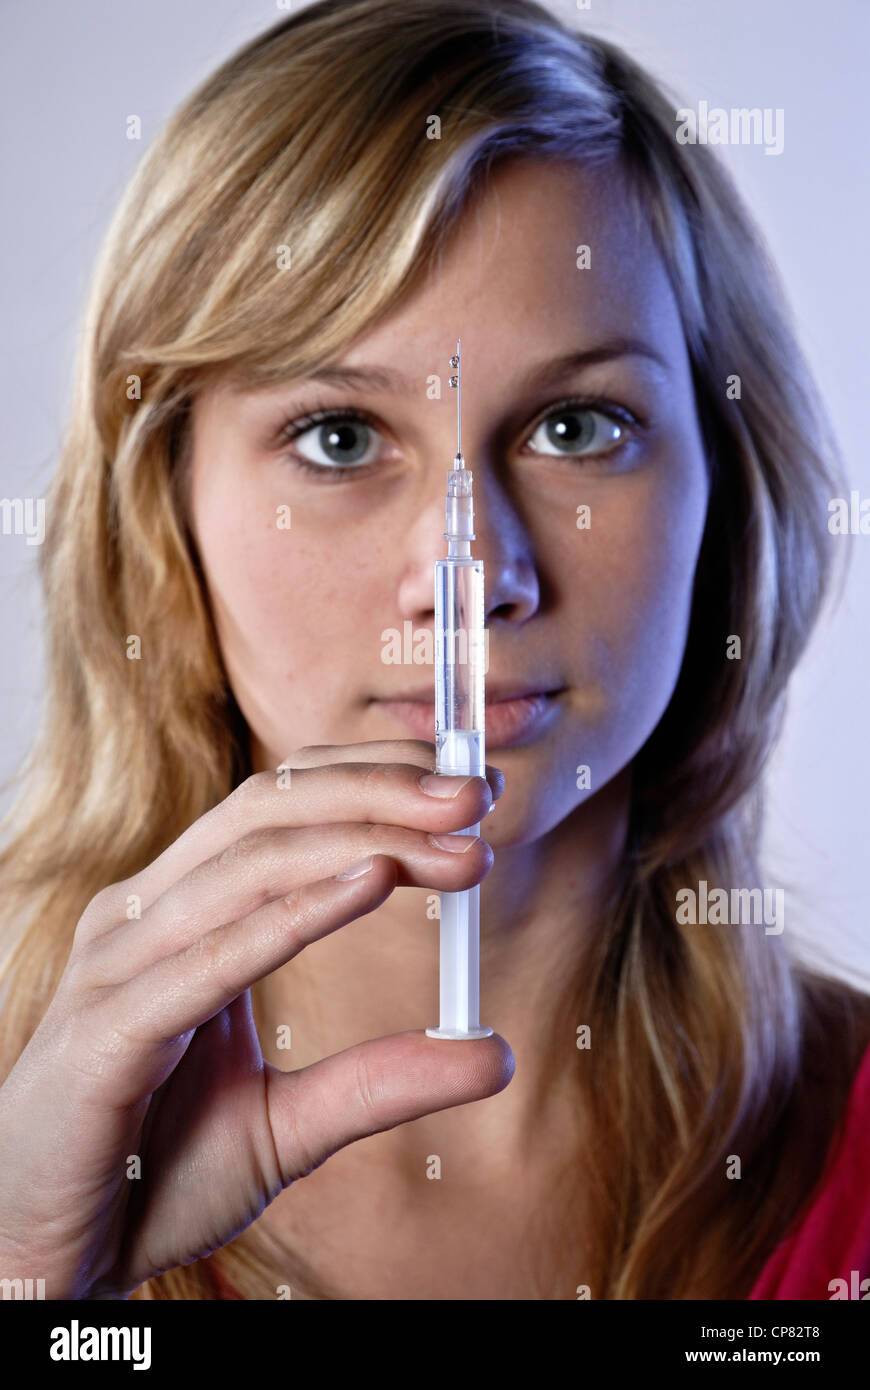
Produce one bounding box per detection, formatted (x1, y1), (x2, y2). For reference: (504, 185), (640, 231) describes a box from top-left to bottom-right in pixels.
(373, 686), (565, 748)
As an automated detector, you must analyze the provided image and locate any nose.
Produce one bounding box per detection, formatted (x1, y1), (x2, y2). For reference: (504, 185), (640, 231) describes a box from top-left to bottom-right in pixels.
(395, 451), (542, 627)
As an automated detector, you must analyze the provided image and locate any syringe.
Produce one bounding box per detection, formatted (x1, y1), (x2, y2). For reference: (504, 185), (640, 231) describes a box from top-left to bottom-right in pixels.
(425, 340), (494, 1041)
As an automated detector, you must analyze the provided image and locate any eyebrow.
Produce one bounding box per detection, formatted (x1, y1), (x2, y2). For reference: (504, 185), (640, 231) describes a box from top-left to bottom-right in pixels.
(302, 337), (670, 394)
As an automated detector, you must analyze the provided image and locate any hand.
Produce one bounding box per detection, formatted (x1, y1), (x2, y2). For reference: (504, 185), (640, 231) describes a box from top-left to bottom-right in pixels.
(0, 739), (512, 1299)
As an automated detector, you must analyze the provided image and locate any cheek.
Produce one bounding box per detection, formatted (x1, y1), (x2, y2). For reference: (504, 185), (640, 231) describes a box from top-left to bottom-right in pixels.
(567, 462), (708, 718)
(192, 481), (387, 711)
(190, 470), (331, 695)
(197, 509), (291, 643)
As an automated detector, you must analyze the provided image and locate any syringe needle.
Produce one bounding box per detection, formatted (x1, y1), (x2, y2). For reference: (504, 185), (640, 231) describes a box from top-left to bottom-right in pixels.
(456, 335), (461, 460)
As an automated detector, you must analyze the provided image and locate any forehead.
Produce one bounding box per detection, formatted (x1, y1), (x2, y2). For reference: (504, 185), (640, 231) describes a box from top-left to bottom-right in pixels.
(343, 157), (684, 371)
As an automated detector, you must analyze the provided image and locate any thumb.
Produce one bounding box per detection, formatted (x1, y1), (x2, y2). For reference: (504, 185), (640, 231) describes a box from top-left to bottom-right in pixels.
(264, 1030), (515, 1182)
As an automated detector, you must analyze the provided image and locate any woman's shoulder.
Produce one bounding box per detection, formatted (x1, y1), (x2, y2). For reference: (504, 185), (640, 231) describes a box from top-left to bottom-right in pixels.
(748, 981), (870, 1301)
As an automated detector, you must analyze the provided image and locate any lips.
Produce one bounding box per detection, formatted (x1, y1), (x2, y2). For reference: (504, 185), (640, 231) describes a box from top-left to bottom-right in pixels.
(381, 680), (562, 705)
(374, 687), (563, 748)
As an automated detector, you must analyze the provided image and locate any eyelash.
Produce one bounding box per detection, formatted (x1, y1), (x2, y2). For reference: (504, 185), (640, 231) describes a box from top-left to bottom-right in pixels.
(276, 395), (643, 480)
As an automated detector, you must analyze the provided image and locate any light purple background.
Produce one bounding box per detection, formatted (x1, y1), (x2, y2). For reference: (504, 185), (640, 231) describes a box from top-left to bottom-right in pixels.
(1, 1), (867, 983)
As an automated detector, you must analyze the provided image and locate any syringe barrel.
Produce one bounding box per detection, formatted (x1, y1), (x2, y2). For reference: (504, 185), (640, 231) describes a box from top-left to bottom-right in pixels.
(429, 552), (491, 1040)
(434, 558), (485, 773)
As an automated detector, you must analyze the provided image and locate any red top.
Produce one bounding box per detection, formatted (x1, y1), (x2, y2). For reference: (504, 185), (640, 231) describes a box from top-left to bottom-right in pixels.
(212, 1265), (242, 1299)
(210, 1043), (870, 1302)
(748, 1039), (870, 1300)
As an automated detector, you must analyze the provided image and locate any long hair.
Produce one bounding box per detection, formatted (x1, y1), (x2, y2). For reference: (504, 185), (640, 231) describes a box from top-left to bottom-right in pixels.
(2, 0), (867, 1299)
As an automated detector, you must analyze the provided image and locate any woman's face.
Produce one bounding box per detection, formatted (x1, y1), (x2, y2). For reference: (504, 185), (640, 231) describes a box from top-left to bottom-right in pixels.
(188, 158), (709, 845)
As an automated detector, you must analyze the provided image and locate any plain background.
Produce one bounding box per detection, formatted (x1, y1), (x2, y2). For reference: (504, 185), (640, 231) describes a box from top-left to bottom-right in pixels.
(1, 0), (867, 984)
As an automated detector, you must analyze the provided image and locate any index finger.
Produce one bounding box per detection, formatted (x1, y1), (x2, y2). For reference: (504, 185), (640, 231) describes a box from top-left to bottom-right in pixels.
(282, 738), (504, 795)
(110, 739), (503, 920)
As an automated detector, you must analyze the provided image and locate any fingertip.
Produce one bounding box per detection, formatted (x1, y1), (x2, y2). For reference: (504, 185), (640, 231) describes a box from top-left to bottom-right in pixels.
(483, 1031), (516, 1089)
(418, 1027), (514, 1094)
(485, 766), (505, 799)
(467, 1032), (516, 1099)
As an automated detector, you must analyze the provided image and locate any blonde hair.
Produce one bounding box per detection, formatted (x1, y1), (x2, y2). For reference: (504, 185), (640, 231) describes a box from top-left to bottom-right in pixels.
(2, 0), (867, 1299)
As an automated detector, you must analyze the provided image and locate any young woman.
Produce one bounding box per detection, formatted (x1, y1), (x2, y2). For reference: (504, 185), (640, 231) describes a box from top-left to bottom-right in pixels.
(1, 0), (868, 1301)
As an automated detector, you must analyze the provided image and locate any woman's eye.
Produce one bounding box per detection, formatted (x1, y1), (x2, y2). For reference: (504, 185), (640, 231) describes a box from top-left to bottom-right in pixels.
(284, 411), (382, 473)
(525, 404), (630, 459)
(278, 398), (638, 480)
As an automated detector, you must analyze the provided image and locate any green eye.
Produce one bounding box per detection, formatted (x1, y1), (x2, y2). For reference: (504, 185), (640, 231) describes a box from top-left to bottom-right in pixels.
(275, 394), (642, 482)
(282, 409), (381, 476)
(526, 401), (633, 459)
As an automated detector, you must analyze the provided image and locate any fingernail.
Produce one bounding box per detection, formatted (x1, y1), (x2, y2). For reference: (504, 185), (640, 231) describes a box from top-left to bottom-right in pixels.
(418, 772), (475, 798)
(335, 855), (374, 880)
(428, 833), (476, 853)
